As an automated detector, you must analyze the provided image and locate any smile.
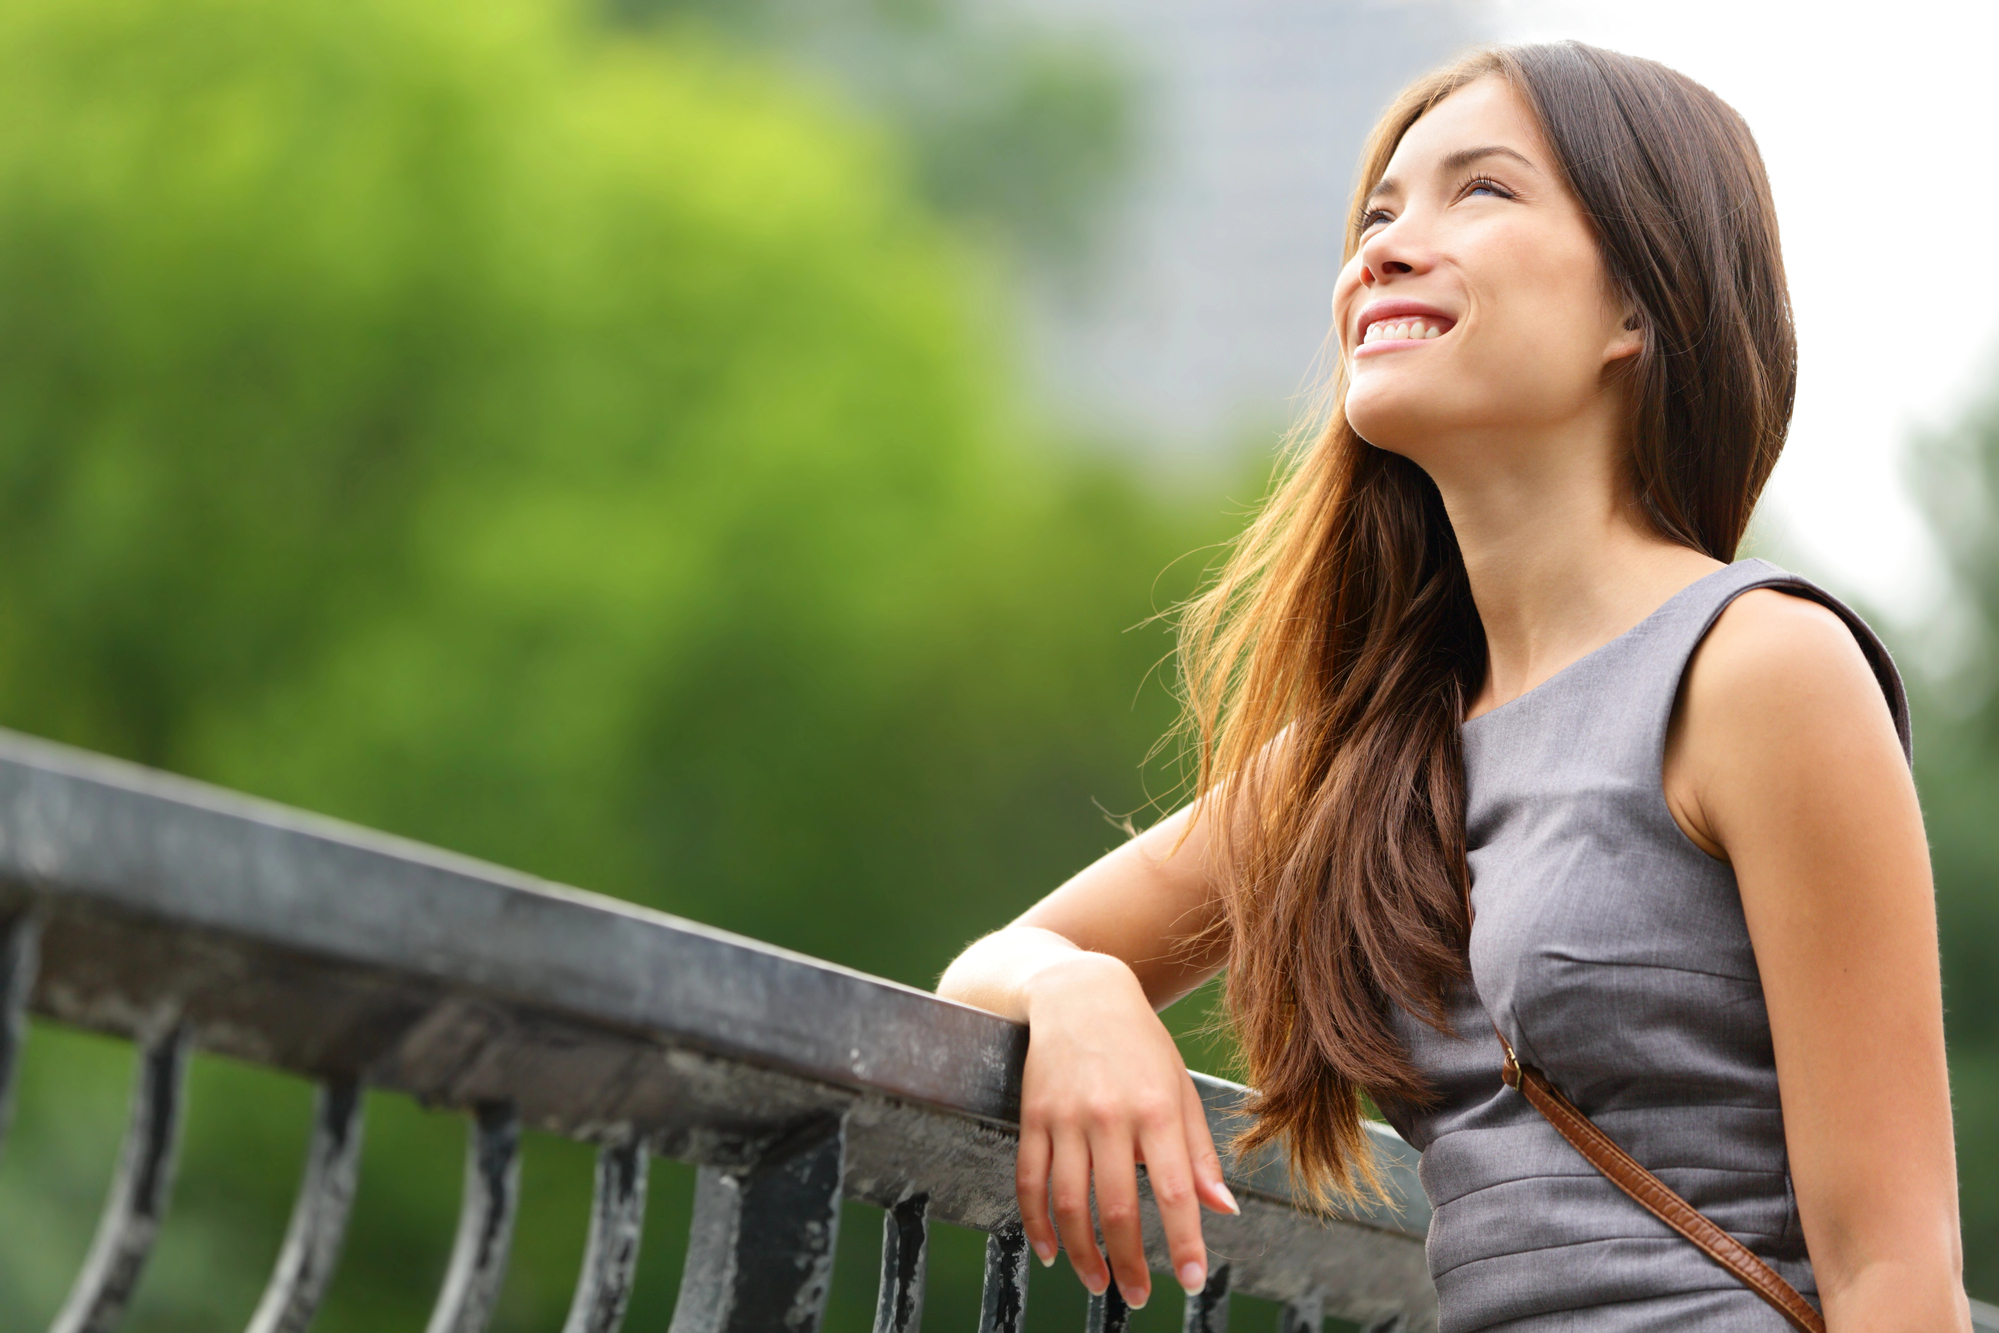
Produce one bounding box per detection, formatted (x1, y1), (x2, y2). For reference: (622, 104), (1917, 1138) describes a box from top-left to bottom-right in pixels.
(1350, 299), (1458, 356)
(1361, 317), (1447, 344)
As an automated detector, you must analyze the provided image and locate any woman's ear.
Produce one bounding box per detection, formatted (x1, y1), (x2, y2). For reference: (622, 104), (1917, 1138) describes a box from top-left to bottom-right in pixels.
(1606, 306), (1645, 363)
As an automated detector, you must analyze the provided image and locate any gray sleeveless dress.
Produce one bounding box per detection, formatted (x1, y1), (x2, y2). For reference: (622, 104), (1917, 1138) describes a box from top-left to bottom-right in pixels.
(1376, 559), (1910, 1333)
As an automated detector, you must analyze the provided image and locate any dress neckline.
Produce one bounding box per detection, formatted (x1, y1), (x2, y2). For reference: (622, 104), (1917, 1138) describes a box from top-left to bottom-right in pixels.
(1461, 559), (1765, 731)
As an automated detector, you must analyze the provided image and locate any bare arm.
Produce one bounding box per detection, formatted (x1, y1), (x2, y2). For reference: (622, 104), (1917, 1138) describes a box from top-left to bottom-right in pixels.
(936, 800), (1237, 1310)
(1668, 589), (1969, 1333)
(939, 800), (1229, 1016)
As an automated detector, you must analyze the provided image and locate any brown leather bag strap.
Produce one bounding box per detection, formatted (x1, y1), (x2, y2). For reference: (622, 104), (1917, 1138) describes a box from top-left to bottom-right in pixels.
(1494, 1029), (1826, 1333)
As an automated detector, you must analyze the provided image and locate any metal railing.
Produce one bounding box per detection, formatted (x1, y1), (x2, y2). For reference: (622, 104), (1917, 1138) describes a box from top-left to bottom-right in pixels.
(0, 730), (1438, 1333)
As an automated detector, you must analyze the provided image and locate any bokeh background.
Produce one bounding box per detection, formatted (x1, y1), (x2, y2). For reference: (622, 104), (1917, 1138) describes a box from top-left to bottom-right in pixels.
(0, 0), (1989, 1326)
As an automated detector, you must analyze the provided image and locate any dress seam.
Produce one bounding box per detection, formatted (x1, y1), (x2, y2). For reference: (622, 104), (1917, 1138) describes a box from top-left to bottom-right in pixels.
(1428, 1164), (1791, 1210)
(1452, 1283), (1817, 1333)
(1533, 954), (1761, 985)
(1429, 1229), (1788, 1282)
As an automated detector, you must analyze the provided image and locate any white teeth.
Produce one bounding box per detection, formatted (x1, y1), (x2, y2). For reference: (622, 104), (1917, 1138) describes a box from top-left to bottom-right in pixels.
(1361, 316), (1446, 345)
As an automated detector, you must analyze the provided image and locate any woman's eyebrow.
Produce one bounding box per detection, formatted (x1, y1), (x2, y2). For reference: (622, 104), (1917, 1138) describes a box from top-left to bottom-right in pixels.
(1438, 144), (1537, 174)
(1365, 144), (1537, 206)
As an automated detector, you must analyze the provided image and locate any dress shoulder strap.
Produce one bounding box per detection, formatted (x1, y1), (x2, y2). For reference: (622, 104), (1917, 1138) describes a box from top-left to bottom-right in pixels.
(1661, 559), (1911, 764)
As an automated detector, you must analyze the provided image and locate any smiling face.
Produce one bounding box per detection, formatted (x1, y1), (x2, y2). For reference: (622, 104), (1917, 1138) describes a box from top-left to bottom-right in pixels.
(1334, 76), (1643, 473)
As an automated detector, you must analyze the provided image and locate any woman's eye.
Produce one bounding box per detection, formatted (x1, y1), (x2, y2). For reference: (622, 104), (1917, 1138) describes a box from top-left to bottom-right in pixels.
(1359, 209), (1391, 231)
(1463, 176), (1511, 200)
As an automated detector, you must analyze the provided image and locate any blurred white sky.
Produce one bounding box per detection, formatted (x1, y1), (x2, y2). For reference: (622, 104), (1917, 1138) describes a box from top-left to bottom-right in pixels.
(1493, 0), (1999, 622)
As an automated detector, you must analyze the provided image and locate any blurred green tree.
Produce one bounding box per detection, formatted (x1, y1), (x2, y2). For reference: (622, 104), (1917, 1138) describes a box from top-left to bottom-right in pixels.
(603, 0), (1141, 272)
(0, 0), (1228, 1328)
(1906, 388), (1999, 1299)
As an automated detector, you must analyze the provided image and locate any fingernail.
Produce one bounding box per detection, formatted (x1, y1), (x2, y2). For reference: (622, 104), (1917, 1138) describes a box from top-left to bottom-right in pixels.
(1082, 1269), (1107, 1296)
(1215, 1182), (1241, 1215)
(1033, 1239), (1056, 1267)
(1121, 1283), (1149, 1310)
(1178, 1261), (1207, 1294)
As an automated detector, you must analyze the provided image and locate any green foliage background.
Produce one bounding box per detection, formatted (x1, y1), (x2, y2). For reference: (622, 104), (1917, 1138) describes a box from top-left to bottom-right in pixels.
(1904, 389), (1999, 1301)
(0, 0), (1987, 1324)
(0, 0), (1242, 1326)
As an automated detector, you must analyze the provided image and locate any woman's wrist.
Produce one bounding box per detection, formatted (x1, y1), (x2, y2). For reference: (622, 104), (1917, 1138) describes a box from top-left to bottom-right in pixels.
(1020, 947), (1145, 1021)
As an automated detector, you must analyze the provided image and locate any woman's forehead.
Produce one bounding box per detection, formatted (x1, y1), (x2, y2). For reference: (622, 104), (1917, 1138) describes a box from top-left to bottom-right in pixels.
(1376, 78), (1548, 193)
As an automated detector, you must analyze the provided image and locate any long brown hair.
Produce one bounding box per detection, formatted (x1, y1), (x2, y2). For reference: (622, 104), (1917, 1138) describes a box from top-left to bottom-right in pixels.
(1179, 42), (1795, 1200)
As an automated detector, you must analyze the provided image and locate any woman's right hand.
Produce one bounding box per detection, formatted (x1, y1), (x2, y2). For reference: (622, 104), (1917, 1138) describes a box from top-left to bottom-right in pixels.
(1015, 950), (1239, 1309)
(934, 801), (1235, 1306)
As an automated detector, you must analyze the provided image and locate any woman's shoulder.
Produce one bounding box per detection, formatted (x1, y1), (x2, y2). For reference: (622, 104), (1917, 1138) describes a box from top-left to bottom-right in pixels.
(1689, 582), (1890, 727)
(1665, 579), (1909, 856)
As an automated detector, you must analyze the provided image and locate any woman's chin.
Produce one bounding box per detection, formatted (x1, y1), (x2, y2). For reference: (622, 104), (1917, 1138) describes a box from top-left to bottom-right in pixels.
(1344, 396), (1438, 458)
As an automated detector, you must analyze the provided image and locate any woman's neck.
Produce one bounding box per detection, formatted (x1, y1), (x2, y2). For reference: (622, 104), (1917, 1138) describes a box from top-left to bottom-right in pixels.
(1432, 438), (1724, 719)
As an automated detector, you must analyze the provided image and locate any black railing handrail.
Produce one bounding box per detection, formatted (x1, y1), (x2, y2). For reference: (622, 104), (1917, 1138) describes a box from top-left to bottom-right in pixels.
(0, 728), (1437, 1332)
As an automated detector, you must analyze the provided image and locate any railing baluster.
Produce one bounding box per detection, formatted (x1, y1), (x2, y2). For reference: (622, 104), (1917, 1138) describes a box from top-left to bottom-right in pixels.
(50, 1026), (191, 1333)
(976, 1224), (1029, 1333)
(0, 910), (41, 1161)
(1183, 1262), (1230, 1332)
(245, 1078), (365, 1333)
(1086, 1285), (1130, 1333)
(668, 1112), (846, 1333)
(871, 1193), (927, 1333)
(560, 1133), (649, 1333)
(1276, 1295), (1321, 1332)
(425, 1101), (522, 1333)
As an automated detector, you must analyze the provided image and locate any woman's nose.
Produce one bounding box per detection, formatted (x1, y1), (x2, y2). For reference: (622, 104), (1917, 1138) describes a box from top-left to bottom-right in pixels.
(1357, 223), (1426, 287)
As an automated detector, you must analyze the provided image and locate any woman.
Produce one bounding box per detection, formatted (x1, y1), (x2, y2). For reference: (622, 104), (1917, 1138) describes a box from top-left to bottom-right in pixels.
(937, 42), (1969, 1332)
